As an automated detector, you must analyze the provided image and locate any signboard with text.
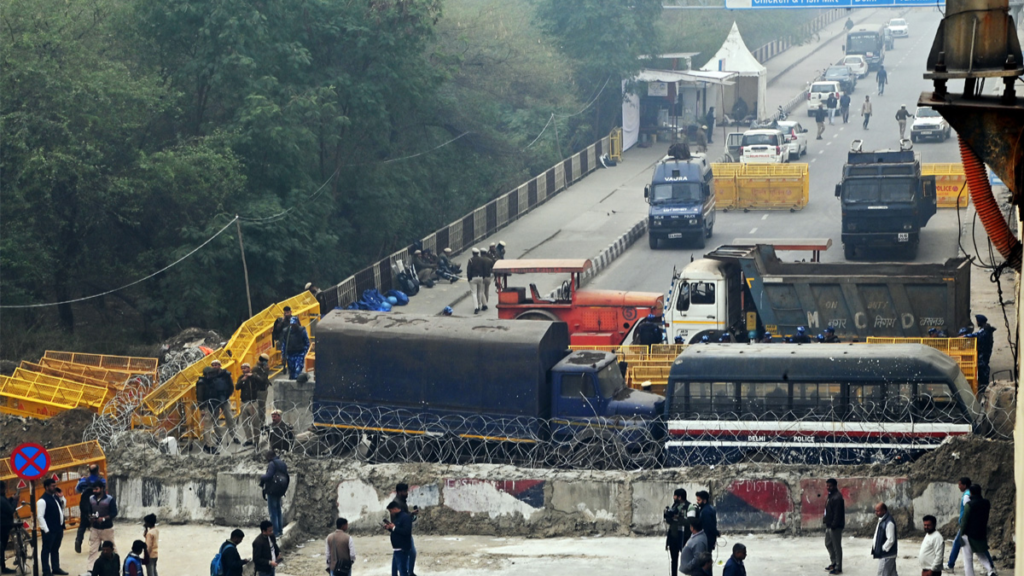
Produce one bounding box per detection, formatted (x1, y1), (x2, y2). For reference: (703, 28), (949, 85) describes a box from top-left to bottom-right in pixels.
(725, 0), (941, 8)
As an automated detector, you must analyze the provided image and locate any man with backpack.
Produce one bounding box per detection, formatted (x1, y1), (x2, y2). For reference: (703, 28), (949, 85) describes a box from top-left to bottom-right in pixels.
(259, 451), (289, 539)
(214, 530), (247, 576)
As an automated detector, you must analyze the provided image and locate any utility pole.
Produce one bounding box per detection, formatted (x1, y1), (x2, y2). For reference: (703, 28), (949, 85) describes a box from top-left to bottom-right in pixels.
(236, 217), (253, 317)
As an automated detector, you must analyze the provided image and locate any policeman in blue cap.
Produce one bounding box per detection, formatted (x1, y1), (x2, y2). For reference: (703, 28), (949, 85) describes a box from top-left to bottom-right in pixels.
(823, 326), (840, 343)
(791, 326), (811, 344)
(635, 314), (664, 345)
(967, 314), (996, 392)
(674, 335), (684, 344)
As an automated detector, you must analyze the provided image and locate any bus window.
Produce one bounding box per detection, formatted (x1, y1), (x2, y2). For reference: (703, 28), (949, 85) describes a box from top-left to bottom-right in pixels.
(691, 282), (716, 305)
(884, 383), (914, 422)
(915, 382), (961, 422)
(739, 382), (789, 418)
(792, 383), (841, 419)
(687, 382), (735, 417)
(848, 383), (883, 420)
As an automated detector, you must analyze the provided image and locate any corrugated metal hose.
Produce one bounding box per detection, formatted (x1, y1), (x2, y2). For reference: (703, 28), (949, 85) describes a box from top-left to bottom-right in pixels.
(958, 136), (1023, 271)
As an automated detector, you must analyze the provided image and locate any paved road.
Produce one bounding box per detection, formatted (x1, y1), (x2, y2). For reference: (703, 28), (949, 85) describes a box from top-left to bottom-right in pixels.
(591, 8), (965, 297)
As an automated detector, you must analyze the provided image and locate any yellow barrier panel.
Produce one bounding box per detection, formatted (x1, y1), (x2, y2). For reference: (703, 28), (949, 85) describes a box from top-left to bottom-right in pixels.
(20, 360), (113, 390)
(37, 358), (139, 388)
(1, 440), (106, 528)
(0, 374), (110, 418)
(609, 127), (623, 162)
(43, 351), (158, 383)
(651, 344), (687, 357)
(866, 337), (978, 391)
(627, 365), (672, 395)
(922, 163), (969, 208)
(712, 163), (809, 210)
(142, 291), (320, 419)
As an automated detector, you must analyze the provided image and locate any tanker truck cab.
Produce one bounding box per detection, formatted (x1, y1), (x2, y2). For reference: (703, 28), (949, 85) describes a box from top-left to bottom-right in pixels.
(645, 155), (716, 249)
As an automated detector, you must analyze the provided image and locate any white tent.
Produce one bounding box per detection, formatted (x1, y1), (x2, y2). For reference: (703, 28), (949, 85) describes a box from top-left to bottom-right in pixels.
(700, 23), (768, 122)
(621, 69), (736, 151)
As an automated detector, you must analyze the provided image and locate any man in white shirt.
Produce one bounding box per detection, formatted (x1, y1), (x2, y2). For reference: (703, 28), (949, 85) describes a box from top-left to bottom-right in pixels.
(919, 515), (945, 576)
(326, 517), (356, 575)
(871, 502), (899, 576)
(37, 478), (68, 576)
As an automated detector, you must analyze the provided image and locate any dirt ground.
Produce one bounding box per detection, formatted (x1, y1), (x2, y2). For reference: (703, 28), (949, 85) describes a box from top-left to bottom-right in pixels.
(42, 524), (1016, 576)
(0, 408), (93, 454)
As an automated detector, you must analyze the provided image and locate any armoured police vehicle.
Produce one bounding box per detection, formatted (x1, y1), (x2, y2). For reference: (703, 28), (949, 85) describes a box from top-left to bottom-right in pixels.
(645, 153), (716, 249)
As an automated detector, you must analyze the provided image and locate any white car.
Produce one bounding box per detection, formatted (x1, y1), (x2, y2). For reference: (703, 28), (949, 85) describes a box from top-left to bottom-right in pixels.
(740, 129), (788, 164)
(776, 121), (808, 160)
(911, 107), (951, 142)
(887, 18), (909, 38)
(807, 80), (842, 115)
(842, 55), (869, 78)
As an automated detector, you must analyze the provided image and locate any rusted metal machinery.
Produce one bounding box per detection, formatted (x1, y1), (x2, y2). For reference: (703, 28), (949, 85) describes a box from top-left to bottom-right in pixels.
(920, 0), (1024, 270)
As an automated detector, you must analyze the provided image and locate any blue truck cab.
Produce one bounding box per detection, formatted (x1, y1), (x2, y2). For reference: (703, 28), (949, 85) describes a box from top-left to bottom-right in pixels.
(645, 154), (716, 249)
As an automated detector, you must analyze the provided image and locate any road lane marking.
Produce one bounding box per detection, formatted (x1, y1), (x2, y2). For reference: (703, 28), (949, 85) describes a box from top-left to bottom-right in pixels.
(827, 140), (832, 146)
(819, 150), (824, 154)
(749, 228), (758, 234)
(762, 214), (769, 220)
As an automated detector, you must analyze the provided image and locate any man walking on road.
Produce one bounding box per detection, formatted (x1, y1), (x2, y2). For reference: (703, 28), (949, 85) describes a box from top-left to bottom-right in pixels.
(948, 477), (972, 571)
(88, 483), (118, 567)
(862, 96), (873, 129)
(919, 515), (945, 576)
(840, 93), (851, 123)
(395, 483), (419, 576)
(385, 501), (413, 576)
(814, 107), (827, 140)
(960, 484), (996, 576)
(824, 478), (845, 575)
(466, 248), (485, 314)
(826, 93), (838, 125)
(723, 543), (747, 576)
(871, 502), (899, 576)
(326, 518), (356, 576)
(38, 478), (68, 576)
(896, 105), (914, 139)
(877, 65), (888, 95)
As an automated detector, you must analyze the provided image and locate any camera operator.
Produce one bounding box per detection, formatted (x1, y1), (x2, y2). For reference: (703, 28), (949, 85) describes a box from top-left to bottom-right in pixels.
(666, 488), (697, 576)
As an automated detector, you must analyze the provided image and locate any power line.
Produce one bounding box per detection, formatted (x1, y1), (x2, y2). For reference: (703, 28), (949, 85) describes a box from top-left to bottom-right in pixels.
(1, 217), (240, 309)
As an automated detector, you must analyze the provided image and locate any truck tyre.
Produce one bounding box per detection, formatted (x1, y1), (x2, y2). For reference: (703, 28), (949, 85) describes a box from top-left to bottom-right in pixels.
(695, 230), (706, 249)
(844, 243), (856, 260)
(705, 221), (714, 238)
(649, 233), (659, 249)
(515, 310), (561, 322)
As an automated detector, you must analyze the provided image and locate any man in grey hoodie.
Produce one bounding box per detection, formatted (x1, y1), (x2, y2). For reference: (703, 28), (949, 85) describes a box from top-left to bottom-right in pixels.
(679, 521), (709, 576)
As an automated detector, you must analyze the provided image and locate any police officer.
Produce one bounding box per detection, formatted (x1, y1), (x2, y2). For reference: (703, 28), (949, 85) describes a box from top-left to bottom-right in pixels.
(823, 327), (840, 343)
(968, 314), (996, 393)
(636, 314), (665, 346)
(791, 326), (812, 344)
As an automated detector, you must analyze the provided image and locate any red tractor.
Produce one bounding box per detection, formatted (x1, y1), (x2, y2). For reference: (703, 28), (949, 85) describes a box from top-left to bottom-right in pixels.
(493, 259), (664, 346)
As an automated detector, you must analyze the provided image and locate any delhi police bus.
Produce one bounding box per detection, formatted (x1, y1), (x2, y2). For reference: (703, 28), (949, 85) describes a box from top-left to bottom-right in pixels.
(846, 25), (887, 70)
(662, 344), (982, 465)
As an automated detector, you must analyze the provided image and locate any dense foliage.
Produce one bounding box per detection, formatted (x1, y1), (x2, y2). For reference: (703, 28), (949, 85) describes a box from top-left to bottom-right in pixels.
(1, 0), (817, 357)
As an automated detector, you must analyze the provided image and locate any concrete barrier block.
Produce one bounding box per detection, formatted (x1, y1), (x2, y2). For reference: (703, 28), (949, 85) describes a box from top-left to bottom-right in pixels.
(111, 475), (217, 523)
(442, 479), (544, 520)
(550, 480), (619, 523)
(631, 481), (706, 534)
(337, 479), (389, 526)
(716, 479), (792, 531)
(800, 477), (909, 531)
(912, 482), (961, 526)
(215, 471), (295, 526)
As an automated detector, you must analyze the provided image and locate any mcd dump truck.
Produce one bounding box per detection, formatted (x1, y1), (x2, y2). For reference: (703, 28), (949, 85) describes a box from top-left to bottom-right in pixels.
(836, 146), (937, 259)
(493, 259), (663, 346)
(312, 311), (664, 465)
(665, 244), (970, 343)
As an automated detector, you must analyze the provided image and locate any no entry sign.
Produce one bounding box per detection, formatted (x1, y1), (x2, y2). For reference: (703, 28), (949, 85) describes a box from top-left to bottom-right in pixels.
(10, 443), (50, 481)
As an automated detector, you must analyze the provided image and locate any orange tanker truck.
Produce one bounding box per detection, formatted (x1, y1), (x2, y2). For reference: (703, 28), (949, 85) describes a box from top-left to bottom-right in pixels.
(492, 258), (663, 346)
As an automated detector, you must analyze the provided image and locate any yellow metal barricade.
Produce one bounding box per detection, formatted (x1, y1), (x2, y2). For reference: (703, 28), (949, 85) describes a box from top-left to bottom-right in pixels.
(866, 337), (978, 391)
(712, 163), (742, 209)
(922, 163), (969, 208)
(1, 440), (106, 528)
(651, 344), (687, 357)
(569, 344), (650, 362)
(609, 127), (623, 162)
(0, 373), (111, 418)
(37, 358), (139, 388)
(627, 365), (672, 395)
(736, 163), (809, 210)
(20, 360), (113, 390)
(43, 351), (158, 384)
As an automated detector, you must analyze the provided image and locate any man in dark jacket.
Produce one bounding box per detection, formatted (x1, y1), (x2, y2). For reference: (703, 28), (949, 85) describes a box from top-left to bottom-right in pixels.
(705, 107), (716, 143)
(826, 93), (838, 125)
(201, 359), (237, 451)
(466, 248), (486, 314)
(272, 306), (293, 346)
(695, 491), (718, 553)
(839, 93), (852, 123)
(280, 317), (310, 379)
(814, 107), (827, 140)
(666, 488), (695, 576)
(38, 478), (67, 576)
(960, 484), (995, 576)
(74, 465), (104, 553)
(87, 484), (118, 566)
(723, 543), (747, 576)
(480, 249), (495, 311)
(252, 520), (281, 576)
(824, 478), (846, 574)
(236, 362), (269, 447)
(259, 451), (288, 538)
(1, 481), (15, 574)
(969, 315), (996, 393)
(385, 501), (413, 576)
(871, 502), (898, 576)
(219, 530), (247, 576)
(90, 541), (120, 576)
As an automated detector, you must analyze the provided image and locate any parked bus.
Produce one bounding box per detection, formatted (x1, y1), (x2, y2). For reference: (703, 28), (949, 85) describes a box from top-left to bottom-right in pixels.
(663, 344), (982, 466)
(846, 25), (886, 70)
